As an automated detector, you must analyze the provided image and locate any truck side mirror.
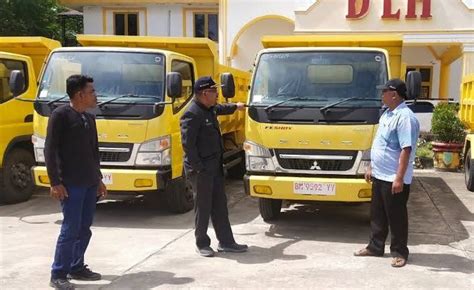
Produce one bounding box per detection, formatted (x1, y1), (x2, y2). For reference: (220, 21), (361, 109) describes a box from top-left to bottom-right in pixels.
(406, 71), (421, 100)
(9, 70), (25, 97)
(220, 73), (235, 99)
(166, 72), (182, 99)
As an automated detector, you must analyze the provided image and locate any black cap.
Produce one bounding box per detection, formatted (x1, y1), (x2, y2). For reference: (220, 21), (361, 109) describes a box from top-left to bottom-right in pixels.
(377, 78), (407, 98)
(194, 76), (219, 94)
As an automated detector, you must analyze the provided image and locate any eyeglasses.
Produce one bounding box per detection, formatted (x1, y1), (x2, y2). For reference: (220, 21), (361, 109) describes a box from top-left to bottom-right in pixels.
(382, 89), (395, 93)
(81, 114), (89, 129)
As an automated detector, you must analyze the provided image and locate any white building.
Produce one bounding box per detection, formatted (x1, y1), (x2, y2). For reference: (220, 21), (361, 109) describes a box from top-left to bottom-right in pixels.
(60, 0), (474, 100)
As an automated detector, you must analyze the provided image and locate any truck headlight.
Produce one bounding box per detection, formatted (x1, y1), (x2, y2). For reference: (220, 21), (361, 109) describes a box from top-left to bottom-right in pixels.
(243, 141), (275, 171)
(357, 149), (371, 175)
(31, 135), (45, 163)
(135, 136), (171, 166)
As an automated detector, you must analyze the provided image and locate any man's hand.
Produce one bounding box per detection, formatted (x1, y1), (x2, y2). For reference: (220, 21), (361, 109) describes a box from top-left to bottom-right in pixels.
(236, 102), (246, 111)
(392, 177), (403, 194)
(364, 166), (372, 183)
(50, 184), (68, 200)
(97, 181), (108, 199)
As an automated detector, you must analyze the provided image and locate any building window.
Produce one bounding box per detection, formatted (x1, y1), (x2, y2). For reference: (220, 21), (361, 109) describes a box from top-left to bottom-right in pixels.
(114, 12), (139, 35)
(0, 59), (27, 103)
(194, 13), (218, 42)
(406, 66), (432, 99)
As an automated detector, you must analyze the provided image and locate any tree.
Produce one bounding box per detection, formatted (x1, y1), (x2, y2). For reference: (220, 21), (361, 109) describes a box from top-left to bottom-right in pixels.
(0, 0), (83, 45)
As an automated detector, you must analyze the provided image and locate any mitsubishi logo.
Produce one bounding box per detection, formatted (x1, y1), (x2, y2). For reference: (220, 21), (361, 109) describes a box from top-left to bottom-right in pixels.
(310, 161), (321, 170)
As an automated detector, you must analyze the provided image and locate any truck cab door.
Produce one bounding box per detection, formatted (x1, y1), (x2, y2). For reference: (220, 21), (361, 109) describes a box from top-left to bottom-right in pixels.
(0, 53), (36, 162)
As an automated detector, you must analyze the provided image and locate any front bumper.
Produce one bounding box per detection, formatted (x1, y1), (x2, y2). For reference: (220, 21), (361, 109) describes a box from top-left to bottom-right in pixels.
(244, 174), (372, 202)
(32, 166), (169, 192)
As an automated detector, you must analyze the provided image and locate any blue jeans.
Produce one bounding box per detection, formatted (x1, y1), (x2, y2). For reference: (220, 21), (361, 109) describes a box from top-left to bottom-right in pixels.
(51, 184), (98, 279)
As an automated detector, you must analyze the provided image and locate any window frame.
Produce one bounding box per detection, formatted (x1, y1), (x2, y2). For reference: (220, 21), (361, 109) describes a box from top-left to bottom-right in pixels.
(0, 58), (28, 104)
(170, 59), (195, 114)
(113, 11), (140, 36)
(192, 11), (218, 42)
(406, 66), (433, 99)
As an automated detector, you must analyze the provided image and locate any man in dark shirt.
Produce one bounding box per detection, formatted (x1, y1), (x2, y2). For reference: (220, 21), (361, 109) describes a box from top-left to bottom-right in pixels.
(45, 75), (107, 290)
(180, 76), (247, 257)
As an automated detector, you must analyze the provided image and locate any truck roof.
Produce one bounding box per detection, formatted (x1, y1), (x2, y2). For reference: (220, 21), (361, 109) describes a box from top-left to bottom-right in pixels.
(0, 37), (61, 78)
(76, 35), (219, 77)
(259, 47), (389, 53)
(261, 34), (402, 78)
(261, 34), (402, 48)
(52, 46), (190, 58)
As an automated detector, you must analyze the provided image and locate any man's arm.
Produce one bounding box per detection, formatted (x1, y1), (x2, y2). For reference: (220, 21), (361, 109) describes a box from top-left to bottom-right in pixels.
(393, 114), (418, 194)
(44, 111), (63, 187)
(44, 110), (68, 200)
(180, 110), (205, 172)
(91, 116), (103, 179)
(393, 147), (411, 193)
(215, 102), (246, 115)
(214, 103), (237, 115)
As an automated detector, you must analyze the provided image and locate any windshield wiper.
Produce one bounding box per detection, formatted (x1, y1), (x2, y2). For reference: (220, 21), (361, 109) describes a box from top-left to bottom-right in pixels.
(320, 97), (381, 112)
(46, 95), (69, 106)
(264, 97), (324, 112)
(98, 94), (159, 108)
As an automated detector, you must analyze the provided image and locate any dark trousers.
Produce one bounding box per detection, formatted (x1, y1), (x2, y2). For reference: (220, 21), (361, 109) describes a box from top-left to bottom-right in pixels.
(51, 184), (98, 279)
(189, 171), (235, 248)
(367, 178), (410, 259)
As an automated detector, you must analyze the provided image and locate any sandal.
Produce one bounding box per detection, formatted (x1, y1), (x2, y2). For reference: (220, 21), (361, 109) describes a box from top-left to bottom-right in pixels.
(354, 248), (382, 257)
(391, 257), (407, 267)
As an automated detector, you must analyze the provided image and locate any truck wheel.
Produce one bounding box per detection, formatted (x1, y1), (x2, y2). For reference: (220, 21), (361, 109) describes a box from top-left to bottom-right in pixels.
(464, 149), (474, 191)
(259, 198), (282, 221)
(0, 148), (35, 204)
(165, 175), (194, 213)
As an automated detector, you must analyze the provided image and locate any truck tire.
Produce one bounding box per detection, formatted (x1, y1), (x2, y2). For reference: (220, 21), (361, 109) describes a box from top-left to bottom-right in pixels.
(0, 148), (35, 204)
(165, 175), (194, 213)
(259, 198), (282, 221)
(464, 148), (474, 191)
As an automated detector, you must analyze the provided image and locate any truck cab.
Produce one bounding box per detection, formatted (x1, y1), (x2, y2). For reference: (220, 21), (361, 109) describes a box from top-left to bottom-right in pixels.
(0, 37), (60, 203)
(31, 35), (249, 213)
(243, 34), (426, 220)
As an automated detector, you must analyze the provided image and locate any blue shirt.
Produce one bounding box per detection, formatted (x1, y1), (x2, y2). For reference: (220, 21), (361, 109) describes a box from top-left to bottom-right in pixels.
(371, 102), (420, 184)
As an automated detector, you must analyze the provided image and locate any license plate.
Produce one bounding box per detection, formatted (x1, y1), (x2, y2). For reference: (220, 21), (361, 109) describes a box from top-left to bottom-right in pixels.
(102, 173), (113, 185)
(293, 181), (336, 195)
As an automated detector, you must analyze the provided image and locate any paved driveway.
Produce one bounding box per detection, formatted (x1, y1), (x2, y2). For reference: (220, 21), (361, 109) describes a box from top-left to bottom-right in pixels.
(1, 171), (472, 289)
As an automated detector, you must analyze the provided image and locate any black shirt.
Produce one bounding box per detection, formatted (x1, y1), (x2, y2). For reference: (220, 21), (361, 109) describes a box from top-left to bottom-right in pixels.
(180, 99), (237, 174)
(44, 104), (102, 187)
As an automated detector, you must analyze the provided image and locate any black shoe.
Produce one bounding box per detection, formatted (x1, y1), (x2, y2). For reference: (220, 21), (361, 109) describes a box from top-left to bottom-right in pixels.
(50, 277), (74, 290)
(68, 265), (101, 281)
(217, 243), (248, 253)
(196, 246), (215, 257)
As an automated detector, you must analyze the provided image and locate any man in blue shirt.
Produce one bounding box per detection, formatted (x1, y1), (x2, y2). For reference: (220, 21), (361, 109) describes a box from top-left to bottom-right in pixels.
(354, 79), (420, 268)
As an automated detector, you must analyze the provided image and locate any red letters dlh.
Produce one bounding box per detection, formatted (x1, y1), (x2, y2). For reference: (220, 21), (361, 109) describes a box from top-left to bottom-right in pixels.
(346, 0), (432, 20)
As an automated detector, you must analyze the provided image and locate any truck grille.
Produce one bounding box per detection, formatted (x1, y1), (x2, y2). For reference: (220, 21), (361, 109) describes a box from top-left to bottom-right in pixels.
(274, 149), (357, 171)
(99, 143), (133, 163)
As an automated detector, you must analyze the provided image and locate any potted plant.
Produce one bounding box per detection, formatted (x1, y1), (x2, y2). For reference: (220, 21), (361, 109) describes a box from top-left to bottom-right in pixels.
(431, 103), (466, 170)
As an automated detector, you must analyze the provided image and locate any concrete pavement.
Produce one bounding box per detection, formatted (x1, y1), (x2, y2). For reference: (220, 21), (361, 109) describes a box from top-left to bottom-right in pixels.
(0, 171), (473, 289)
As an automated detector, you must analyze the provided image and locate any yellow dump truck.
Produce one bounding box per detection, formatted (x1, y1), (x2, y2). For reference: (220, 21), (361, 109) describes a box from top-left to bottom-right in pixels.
(459, 73), (474, 191)
(0, 37), (60, 203)
(243, 35), (420, 220)
(30, 35), (250, 212)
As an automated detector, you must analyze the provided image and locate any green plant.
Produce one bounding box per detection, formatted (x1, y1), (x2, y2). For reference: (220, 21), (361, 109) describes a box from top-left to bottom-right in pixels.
(416, 139), (433, 158)
(431, 103), (466, 143)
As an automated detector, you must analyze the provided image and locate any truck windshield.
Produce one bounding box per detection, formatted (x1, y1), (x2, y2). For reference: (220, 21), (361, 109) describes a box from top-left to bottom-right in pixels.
(38, 51), (165, 103)
(250, 51), (388, 108)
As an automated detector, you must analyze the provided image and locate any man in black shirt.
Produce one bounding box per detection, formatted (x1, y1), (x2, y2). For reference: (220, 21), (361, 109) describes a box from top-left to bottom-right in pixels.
(45, 75), (107, 290)
(180, 76), (247, 257)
